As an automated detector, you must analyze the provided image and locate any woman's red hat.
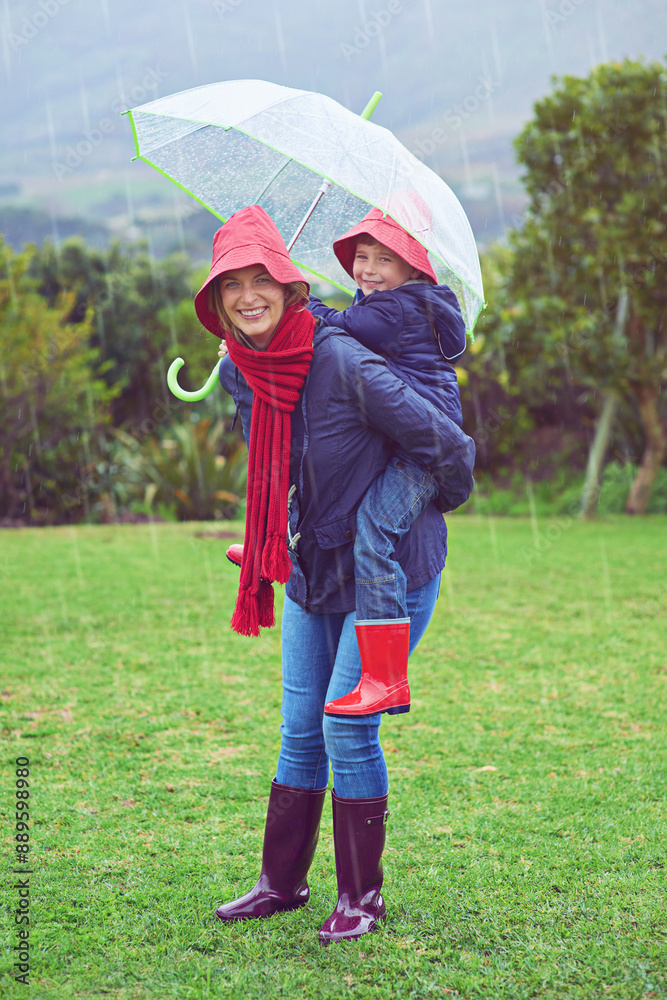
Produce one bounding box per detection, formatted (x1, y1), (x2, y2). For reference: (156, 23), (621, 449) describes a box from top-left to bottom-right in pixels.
(333, 207), (437, 285)
(195, 205), (309, 336)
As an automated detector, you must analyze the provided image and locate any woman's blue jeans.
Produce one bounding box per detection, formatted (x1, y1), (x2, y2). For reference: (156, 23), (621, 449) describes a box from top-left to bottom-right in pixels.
(275, 573), (441, 799)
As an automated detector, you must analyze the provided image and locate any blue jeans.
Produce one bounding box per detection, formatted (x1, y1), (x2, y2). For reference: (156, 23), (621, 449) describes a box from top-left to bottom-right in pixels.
(354, 457), (439, 620)
(276, 573), (441, 799)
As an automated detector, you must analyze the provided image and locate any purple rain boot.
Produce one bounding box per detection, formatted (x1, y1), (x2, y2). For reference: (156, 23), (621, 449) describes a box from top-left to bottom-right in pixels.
(216, 779), (327, 922)
(318, 789), (389, 945)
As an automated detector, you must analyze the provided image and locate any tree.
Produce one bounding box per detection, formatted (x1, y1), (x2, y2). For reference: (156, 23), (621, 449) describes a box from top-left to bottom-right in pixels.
(28, 238), (215, 427)
(0, 238), (118, 523)
(511, 58), (667, 514)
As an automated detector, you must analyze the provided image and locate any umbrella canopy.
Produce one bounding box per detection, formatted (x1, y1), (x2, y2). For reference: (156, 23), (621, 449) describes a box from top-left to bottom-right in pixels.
(126, 80), (484, 332)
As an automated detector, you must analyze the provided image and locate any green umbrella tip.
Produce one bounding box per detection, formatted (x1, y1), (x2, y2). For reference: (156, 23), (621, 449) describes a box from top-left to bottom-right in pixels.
(360, 92), (383, 120)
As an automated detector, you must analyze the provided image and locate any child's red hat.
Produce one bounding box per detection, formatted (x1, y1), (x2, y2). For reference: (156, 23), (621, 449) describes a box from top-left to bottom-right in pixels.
(333, 207), (437, 285)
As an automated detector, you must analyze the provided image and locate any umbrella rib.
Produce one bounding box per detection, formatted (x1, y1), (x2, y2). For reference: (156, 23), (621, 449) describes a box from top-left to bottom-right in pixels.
(254, 158), (294, 204)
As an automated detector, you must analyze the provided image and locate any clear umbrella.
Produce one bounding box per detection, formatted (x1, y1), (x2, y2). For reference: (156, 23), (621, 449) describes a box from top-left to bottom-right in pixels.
(125, 80), (484, 397)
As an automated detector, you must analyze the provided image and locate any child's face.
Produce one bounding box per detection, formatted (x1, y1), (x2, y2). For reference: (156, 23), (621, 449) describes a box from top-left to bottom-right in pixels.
(353, 239), (419, 296)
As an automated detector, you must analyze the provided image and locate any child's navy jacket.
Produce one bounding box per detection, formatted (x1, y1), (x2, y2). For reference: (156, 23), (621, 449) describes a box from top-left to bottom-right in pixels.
(309, 280), (466, 427)
(219, 322), (475, 615)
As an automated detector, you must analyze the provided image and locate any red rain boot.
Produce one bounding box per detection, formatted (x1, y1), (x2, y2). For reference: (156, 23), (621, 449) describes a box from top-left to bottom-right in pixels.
(226, 543), (244, 567)
(324, 619), (411, 718)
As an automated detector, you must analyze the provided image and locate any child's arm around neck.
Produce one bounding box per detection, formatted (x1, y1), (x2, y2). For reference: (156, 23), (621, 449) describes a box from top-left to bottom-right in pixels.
(308, 289), (404, 356)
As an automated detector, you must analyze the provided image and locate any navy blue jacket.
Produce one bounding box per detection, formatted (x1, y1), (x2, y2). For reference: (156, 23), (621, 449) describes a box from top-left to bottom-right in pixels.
(219, 322), (475, 616)
(309, 280), (465, 426)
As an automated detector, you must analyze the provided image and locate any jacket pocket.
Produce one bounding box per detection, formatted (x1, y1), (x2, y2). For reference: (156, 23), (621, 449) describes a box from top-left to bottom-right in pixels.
(313, 513), (357, 550)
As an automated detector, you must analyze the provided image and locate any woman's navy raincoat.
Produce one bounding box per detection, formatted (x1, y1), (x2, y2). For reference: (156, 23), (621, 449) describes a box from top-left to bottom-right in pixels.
(219, 322), (475, 615)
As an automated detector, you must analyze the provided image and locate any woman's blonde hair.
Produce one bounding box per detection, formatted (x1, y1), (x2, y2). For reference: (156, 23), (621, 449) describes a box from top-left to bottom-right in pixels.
(208, 273), (309, 346)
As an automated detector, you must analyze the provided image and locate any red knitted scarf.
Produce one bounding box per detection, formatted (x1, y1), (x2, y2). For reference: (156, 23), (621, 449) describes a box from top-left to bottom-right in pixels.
(226, 304), (315, 636)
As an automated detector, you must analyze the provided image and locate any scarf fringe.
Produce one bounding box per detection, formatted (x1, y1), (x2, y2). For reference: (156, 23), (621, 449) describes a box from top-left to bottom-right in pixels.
(230, 588), (261, 638)
(261, 534), (292, 585)
(231, 582), (275, 637)
(258, 579), (275, 628)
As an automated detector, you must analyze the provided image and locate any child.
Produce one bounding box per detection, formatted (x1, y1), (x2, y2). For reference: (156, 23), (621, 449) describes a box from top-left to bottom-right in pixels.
(308, 207), (467, 719)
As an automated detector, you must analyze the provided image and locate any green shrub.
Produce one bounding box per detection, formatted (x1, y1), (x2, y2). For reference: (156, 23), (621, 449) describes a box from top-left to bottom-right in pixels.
(460, 463), (667, 517)
(110, 418), (247, 521)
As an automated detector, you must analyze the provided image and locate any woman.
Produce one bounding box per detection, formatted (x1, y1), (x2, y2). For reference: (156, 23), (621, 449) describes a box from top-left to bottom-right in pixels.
(194, 205), (475, 944)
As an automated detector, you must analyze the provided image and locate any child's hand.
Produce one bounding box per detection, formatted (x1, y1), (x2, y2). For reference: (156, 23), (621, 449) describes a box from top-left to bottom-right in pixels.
(218, 339), (228, 358)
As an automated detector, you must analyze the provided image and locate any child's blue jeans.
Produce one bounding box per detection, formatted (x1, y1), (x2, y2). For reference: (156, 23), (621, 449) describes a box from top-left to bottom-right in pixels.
(276, 573), (441, 798)
(354, 456), (439, 620)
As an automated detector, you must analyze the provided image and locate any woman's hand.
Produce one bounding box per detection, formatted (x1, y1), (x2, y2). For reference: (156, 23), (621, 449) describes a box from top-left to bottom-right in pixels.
(218, 339), (228, 358)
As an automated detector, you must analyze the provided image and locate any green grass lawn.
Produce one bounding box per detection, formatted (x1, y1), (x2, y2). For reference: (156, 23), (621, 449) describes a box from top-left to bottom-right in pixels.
(1, 516), (666, 1000)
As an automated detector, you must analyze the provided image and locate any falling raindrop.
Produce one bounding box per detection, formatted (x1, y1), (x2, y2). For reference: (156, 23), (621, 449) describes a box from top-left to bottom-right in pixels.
(181, 0), (199, 78)
(489, 15), (503, 86)
(377, 29), (389, 86)
(459, 131), (474, 189)
(525, 477), (539, 549)
(202, 547), (217, 606)
(490, 162), (506, 232)
(537, 0), (555, 69)
(99, 0), (111, 35)
(422, 0), (434, 43)
(488, 516), (500, 571)
(124, 174), (135, 230)
(114, 61), (127, 112)
(44, 95), (59, 165)
(598, 538), (613, 625)
(273, 1), (288, 76)
(49, 203), (61, 249)
(149, 519), (161, 564)
(1, 0), (12, 81)
(444, 566), (455, 612)
(78, 68), (91, 132)
(172, 192), (186, 254)
(57, 578), (69, 626)
(68, 526), (85, 589)
(596, 0), (609, 63)
(480, 51), (497, 131)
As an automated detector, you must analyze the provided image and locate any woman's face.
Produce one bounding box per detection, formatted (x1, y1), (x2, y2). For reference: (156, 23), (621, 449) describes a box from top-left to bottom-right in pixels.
(219, 264), (287, 349)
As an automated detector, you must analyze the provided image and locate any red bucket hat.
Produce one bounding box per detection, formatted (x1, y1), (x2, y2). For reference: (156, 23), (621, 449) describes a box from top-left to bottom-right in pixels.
(333, 207), (437, 286)
(195, 205), (309, 337)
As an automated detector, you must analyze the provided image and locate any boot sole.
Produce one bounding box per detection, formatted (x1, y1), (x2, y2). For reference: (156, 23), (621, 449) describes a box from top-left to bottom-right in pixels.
(318, 912), (386, 945)
(216, 898), (307, 922)
(324, 703), (410, 718)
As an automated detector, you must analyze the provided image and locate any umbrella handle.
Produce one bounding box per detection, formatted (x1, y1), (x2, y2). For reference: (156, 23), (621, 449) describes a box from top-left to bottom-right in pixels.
(167, 356), (221, 401)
